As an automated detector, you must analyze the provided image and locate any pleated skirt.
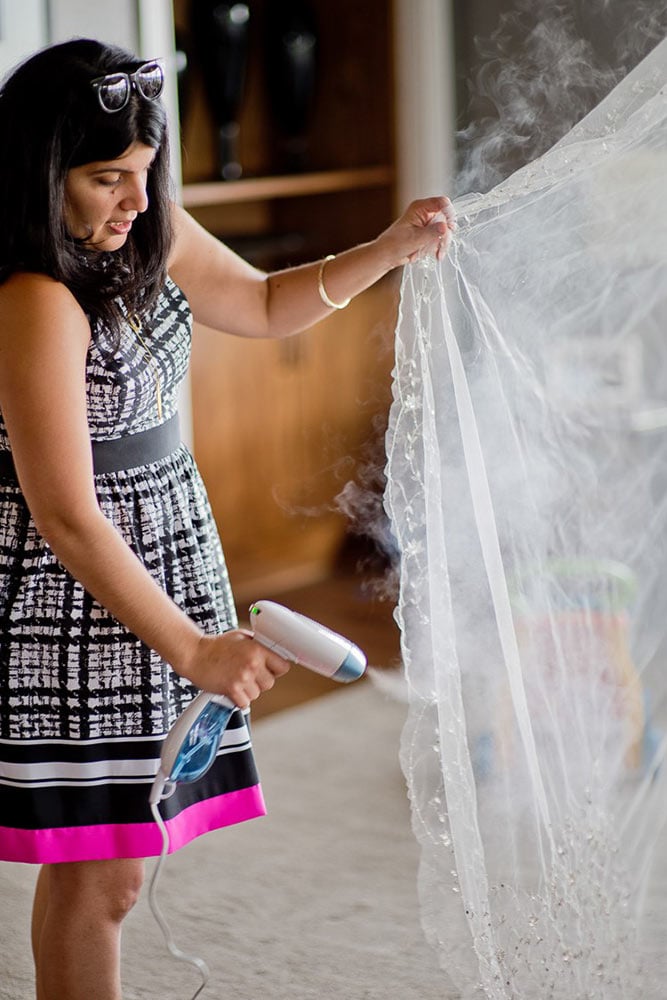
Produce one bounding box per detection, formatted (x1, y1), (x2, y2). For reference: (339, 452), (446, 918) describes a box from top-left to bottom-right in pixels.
(0, 443), (265, 864)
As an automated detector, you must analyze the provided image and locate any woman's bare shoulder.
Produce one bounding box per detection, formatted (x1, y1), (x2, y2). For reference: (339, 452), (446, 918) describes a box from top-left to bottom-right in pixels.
(0, 272), (89, 334)
(1, 270), (78, 301)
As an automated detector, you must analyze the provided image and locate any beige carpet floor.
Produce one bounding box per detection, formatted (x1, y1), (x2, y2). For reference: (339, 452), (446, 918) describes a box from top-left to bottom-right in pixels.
(0, 684), (457, 1000)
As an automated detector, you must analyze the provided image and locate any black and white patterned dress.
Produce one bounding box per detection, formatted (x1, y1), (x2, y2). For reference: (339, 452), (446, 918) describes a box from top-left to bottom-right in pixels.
(0, 278), (265, 863)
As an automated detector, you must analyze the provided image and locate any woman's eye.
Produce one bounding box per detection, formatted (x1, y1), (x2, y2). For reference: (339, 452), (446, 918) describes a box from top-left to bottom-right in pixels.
(98, 176), (121, 188)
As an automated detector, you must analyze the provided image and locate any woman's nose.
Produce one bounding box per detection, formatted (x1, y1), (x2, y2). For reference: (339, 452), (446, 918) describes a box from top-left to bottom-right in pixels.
(121, 177), (149, 214)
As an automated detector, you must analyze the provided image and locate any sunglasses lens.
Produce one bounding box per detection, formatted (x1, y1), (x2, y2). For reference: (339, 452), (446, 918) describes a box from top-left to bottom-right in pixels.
(98, 75), (130, 112)
(135, 64), (164, 101)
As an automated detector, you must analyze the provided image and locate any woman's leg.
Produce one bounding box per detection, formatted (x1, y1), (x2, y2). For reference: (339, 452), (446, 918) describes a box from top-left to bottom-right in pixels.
(31, 857), (145, 1000)
(31, 865), (51, 1000)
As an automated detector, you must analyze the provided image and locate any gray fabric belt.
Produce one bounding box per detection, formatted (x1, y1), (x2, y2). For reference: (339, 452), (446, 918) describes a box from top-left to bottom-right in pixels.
(0, 412), (181, 480)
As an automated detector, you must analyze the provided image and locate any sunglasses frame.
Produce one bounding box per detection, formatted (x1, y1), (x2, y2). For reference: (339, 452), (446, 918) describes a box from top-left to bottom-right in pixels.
(91, 60), (164, 113)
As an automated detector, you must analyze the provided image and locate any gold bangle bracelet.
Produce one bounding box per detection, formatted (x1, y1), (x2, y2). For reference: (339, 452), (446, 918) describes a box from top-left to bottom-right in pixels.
(317, 254), (351, 310)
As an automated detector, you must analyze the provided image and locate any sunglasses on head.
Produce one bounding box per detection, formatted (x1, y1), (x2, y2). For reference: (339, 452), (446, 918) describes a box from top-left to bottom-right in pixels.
(91, 60), (164, 113)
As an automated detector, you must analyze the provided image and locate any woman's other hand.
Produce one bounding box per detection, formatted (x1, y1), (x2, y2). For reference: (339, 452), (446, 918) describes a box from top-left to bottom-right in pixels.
(182, 630), (292, 707)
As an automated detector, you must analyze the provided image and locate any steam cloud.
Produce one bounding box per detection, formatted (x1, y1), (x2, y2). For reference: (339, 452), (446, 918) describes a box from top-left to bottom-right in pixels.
(456, 0), (667, 195)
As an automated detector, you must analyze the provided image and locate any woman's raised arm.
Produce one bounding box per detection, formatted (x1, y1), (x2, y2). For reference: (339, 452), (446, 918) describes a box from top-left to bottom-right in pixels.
(167, 196), (455, 339)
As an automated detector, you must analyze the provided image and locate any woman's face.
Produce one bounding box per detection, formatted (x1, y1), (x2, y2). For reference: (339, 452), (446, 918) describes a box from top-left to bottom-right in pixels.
(64, 141), (156, 251)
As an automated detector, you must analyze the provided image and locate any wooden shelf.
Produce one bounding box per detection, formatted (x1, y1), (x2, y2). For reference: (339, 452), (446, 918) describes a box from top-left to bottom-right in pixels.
(178, 0), (398, 589)
(181, 165), (394, 209)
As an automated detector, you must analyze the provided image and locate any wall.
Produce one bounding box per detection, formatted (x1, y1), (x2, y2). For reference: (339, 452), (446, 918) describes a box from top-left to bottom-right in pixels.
(394, 0), (457, 205)
(0, 0), (47, 77)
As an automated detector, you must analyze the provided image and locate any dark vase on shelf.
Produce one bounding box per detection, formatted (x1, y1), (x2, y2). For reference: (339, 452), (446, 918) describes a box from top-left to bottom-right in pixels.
(174, 26), (193, 130)
(265, 0), (319, 173)
(191, 1), (251, 180)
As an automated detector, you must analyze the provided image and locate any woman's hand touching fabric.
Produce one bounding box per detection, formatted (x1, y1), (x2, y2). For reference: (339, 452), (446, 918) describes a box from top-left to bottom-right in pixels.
(374, 195), (457, 268)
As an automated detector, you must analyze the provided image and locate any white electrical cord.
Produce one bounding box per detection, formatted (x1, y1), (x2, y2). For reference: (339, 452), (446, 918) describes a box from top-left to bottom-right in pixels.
(148, 796), (210, 1000)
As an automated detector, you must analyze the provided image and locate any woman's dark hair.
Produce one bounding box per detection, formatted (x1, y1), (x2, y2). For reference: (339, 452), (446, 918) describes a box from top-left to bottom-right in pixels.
(0, 38), (173, 337)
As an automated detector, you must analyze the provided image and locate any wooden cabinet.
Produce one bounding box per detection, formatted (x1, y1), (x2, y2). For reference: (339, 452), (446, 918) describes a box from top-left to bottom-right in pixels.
(172, 0), (398, 598)
(191, 276), (400, 600)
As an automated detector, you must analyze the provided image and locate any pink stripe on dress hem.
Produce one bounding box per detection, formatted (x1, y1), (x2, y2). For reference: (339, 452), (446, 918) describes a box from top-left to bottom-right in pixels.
(0, 784), (266, 864)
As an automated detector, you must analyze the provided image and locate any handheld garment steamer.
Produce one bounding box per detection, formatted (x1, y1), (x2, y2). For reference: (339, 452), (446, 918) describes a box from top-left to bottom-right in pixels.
(150, 600), (367, 804)
(148, 601), (367, 999)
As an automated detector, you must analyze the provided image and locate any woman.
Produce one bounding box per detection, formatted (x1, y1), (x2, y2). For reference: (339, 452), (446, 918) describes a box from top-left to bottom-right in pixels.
(0, 38), (454, 1000)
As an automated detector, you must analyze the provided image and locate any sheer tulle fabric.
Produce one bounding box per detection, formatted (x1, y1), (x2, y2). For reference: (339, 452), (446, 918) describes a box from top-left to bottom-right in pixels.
(385, 38), (667, 999)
